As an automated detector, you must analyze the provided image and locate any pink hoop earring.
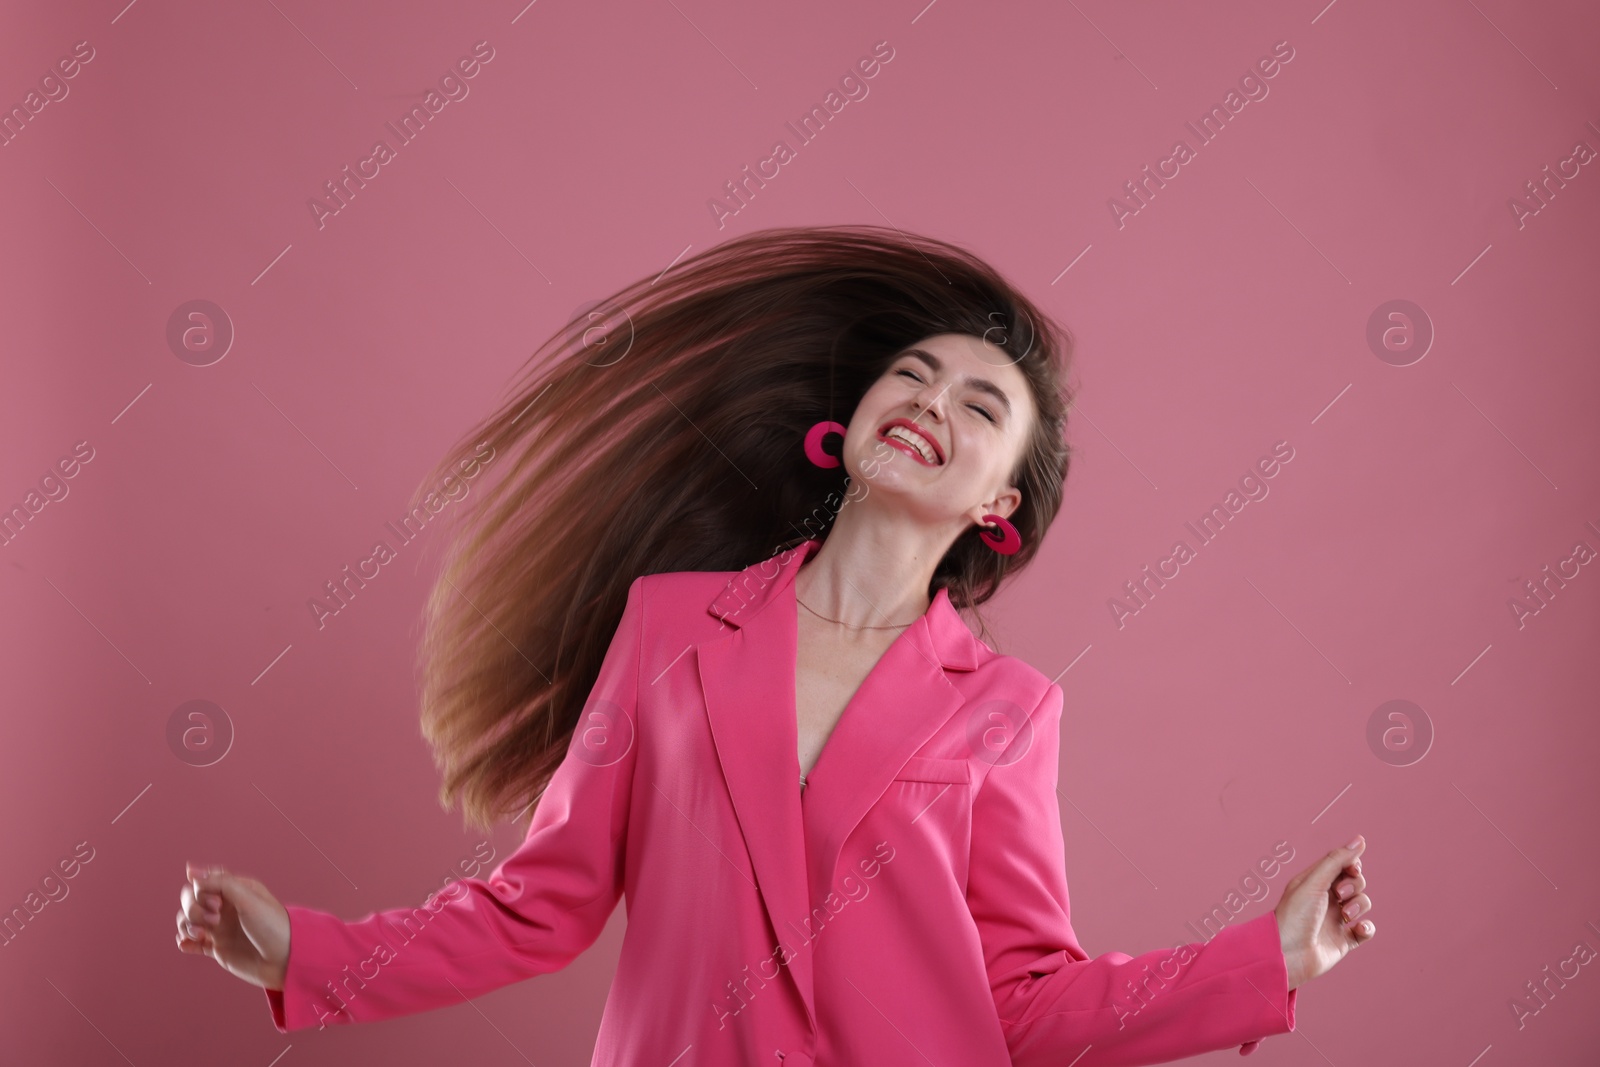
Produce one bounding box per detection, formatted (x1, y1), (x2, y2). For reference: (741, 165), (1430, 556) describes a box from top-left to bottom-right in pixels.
(804, 420), (848, 469)
(979, 513), (1022, 555)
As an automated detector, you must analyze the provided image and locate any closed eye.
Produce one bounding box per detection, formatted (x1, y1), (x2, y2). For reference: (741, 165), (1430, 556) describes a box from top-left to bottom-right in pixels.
(899, 368), (997, 424)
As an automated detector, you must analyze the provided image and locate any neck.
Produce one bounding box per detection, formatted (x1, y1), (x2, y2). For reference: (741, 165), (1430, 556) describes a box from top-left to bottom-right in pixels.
(794, 490), (961, 628)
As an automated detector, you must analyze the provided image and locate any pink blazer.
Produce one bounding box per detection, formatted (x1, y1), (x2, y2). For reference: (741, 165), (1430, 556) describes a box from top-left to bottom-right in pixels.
(265, 538), (1296, 1064)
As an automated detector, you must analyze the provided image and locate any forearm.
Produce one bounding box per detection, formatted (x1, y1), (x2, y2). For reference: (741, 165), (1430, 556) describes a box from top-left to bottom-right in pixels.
(266, 879), (618, 1032)
(997, 912), (1297, 1067)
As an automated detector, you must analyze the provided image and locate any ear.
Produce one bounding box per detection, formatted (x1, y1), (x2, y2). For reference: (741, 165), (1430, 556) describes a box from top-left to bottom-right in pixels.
(966, 483), (1022, 527)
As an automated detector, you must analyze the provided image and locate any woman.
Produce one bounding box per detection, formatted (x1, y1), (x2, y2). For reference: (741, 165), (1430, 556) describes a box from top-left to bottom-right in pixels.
(176, 225), (1375, 1065)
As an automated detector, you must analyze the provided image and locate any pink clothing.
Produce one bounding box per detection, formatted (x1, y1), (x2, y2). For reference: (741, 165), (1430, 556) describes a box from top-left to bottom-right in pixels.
(265, 539), (1296, 1064)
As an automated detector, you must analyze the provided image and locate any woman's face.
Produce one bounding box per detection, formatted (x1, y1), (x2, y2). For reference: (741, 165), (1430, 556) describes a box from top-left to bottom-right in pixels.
(843, 333), (1035, 531)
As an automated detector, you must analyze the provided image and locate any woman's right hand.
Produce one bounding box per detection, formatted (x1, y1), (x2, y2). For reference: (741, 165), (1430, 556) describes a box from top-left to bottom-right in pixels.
(175, 861), (291, 992)
(1273, 835), (1374, 990)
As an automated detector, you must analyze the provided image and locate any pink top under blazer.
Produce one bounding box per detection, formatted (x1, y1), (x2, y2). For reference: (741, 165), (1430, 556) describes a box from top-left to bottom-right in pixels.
(265, 538), (1297, 1064)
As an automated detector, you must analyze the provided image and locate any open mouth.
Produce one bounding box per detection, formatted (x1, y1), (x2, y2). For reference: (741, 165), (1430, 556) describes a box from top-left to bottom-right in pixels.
(876, 418), (944, 466)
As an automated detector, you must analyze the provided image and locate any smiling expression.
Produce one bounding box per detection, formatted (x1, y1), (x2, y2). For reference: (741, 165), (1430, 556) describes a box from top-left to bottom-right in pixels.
(844, 333), (1035, 527)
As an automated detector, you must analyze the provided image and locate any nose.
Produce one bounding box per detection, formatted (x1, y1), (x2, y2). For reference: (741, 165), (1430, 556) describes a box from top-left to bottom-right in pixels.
(913, 380), (951, 422)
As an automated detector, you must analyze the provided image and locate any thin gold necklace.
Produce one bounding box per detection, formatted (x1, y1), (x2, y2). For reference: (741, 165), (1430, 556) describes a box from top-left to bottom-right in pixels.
(795, 594), (920, 630)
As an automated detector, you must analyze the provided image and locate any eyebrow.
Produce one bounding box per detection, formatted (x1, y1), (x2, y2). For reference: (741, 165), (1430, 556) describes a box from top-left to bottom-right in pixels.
(902, 348), (1013, 419)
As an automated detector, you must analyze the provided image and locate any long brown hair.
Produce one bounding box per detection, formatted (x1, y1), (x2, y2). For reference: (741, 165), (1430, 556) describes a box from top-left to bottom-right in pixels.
(407, 224), (1077, 830)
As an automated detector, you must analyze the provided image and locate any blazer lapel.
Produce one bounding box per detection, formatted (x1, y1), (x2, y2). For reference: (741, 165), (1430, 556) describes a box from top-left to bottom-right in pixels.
(696, 542), (819, 1032)
(694, 538), (985, 1029)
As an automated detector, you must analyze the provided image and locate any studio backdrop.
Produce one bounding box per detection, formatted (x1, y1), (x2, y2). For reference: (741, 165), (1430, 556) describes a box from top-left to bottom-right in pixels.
(1, 0), (1597, 1064)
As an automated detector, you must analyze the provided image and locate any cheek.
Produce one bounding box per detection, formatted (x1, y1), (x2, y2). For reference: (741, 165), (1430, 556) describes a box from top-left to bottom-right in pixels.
(850, 385), (907, 439)
(962, 429), (1024, 487)
(958, 426), (1008, 468)
(1001, 423), (1030, 474)
(1009, 429), (1030, 470)
(850, 385), (892, 428)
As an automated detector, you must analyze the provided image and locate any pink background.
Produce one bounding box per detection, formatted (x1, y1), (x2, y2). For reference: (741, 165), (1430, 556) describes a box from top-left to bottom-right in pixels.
(3, 0), (1598, 1063)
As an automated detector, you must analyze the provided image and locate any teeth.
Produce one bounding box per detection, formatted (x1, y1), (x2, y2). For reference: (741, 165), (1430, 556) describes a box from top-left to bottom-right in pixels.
(886, 425), (937, 464)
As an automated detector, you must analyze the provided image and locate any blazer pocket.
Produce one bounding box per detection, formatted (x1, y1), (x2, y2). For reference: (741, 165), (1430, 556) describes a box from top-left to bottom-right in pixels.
(893, 756), (970, 784)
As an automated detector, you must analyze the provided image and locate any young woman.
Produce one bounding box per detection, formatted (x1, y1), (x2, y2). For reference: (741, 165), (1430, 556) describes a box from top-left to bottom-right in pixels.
(176, 225), (1374, 1065)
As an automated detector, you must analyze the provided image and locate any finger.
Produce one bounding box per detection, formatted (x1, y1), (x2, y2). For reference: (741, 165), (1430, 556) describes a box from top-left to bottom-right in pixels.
(1332, 872), (1367, 900)
(176, 907), (215, 938)
(176, 913), (211, 942)
(183, 890), (217, 926)
(1307, 835), (1366, 892)
(190, 864), (241, 896)
(190, 866), (247, 914)
(1338, 892), (1373, 926)
(1292, 831), (1369, 895)
(1348, 918), (1375, 944)
(186, 863), (230, 911)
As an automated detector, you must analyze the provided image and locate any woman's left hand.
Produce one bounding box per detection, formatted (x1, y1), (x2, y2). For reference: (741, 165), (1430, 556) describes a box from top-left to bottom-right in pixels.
(1273, 835), (1375, 990)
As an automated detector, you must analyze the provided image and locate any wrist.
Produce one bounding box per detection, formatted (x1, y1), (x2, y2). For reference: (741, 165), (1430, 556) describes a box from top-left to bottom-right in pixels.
(1276, 913), (1305, 991)
(1280, 946), (1308, 991)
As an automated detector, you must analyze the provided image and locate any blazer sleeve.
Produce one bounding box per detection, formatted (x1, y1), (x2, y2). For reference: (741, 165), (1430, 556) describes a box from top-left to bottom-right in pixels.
(263, 574), (646, 1033)
(967, 682), (1297, 1067)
